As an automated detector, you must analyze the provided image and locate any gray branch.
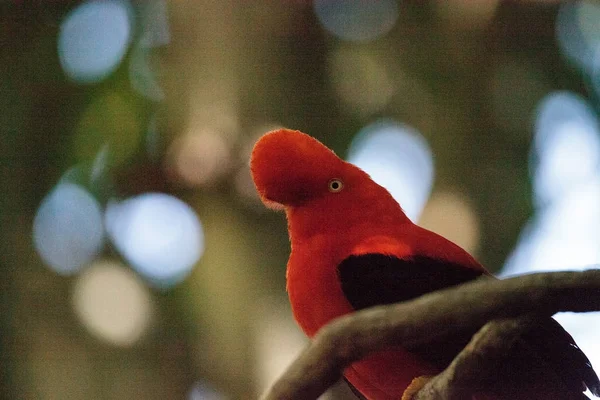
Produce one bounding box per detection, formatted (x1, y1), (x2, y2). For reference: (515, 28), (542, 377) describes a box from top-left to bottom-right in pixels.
(261, 270), (600, 400)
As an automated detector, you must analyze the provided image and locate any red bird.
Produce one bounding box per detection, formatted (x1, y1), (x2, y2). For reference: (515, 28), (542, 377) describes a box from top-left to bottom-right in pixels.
(250, 128), (599, 400)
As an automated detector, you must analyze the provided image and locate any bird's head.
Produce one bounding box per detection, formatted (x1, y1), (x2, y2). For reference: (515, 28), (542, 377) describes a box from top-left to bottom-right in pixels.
(250, 129), (355, 209)
(250, 127), (408, 220)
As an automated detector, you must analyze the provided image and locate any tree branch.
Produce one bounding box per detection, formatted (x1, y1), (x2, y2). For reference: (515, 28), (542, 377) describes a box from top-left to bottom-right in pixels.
(412, 317), (538, 400)
(261, 270), (600, 400)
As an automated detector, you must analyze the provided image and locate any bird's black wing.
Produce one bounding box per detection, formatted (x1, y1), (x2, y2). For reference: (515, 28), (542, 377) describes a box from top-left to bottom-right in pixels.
(337, 253), (485, 367)
(337, 253), (600, 398)
(338, 253), (485, 310)
(520, 317), (600, 397)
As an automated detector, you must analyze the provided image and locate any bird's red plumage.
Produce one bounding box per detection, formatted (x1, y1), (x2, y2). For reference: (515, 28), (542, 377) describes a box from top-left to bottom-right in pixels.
(250, 128), (598, 399)
(250, 129), (487, 398)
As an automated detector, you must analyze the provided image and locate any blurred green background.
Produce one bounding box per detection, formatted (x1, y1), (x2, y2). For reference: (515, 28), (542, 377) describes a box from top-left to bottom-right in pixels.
(2, 1), (600, 399)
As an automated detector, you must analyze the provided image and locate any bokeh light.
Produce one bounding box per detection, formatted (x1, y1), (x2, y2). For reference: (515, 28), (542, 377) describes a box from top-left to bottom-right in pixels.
(105, 193), (204, 287)
(503, 88), (600, 385)
(33, 182), (104, 275)
(165, 131), (232, 188)
(72, 259), (153, 347)
(313, 0), (398, 42)
(328, 45), (395, 116)
(503, 183), (600, 275)
(532, 91), (600, 206)
(58, 0), (133, 84)
(347, 120), (434, 222)
(418, 191), (480, 255)
(502, 183), (600, 382)
(556, 1), (600, 73)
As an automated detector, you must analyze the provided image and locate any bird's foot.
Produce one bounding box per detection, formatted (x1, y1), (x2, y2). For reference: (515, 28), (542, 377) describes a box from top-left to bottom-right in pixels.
(401, 375), (434, 400)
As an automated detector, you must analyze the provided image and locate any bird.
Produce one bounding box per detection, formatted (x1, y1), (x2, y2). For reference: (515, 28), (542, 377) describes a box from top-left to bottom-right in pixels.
(250, 128), (600, 400)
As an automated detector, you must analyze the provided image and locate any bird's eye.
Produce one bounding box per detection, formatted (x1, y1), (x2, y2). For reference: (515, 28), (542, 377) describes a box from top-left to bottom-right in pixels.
(328, 179), (344, 193)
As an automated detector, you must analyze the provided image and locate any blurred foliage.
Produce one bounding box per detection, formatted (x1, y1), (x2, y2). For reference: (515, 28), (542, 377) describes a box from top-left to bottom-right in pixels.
(0, 1), (593, 399)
